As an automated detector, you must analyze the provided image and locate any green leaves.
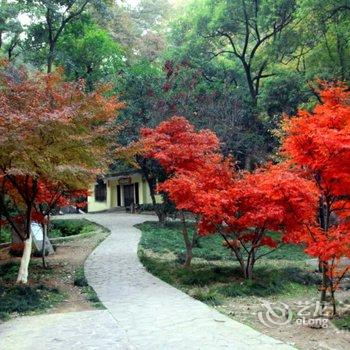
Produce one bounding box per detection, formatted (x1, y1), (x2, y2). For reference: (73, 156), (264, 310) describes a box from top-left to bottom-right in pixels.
(57, 17), (125, 88)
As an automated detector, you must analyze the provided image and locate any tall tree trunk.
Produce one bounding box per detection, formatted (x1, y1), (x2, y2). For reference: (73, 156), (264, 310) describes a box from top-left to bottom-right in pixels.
(17, 198), (35, 283)
(245, 250), (256, 280)
(47, 44), (55, 73)
(330, 287), (337, 316)
(41, 223), (48, 269)
(146, 177), (166, 225)
(17, 235), (32, 284)
(181, 211), (192, 267)
(320, 260), (328, 307)
(319, 196), (330, 309)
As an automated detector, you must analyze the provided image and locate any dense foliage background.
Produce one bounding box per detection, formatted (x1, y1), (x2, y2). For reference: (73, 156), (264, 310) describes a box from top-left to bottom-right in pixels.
(2, 0), (349, 168)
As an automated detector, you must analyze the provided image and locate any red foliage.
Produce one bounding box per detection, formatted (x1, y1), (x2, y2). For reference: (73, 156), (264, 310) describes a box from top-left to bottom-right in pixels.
(283, 83), (350, 197)
(142, 115), (318, 277)
(0, 64), (122, 240)
(140, 116), (220, 173)
(282, 83), (350, 305)
(139, 116), (227, 267)
(158, 131), (317, 278)
(35, 181), (88, 218)
(196, 164), (317, 244)
(159, 154), (235, 216)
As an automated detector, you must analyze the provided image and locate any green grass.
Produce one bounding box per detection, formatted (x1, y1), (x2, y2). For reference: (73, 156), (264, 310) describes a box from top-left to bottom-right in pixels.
(137, 221), (318, 308)
(332, 314), (350, 331)
(191, 288), (222, 305)
(1, 219), (97, 243)
(137, 221), (308, 262)
(0, 262), (65, 321)
(139, 252), (318, 300)
(74, 267), (105, 309)
(137, 221), (232, 261)
(50, 219), (96, 238)
(0, 226), (12, 244)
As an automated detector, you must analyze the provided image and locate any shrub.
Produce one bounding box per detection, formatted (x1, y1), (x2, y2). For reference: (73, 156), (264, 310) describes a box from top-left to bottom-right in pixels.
(192, 288), (221, 305)
(0, 264), (64, 322)
(50, 219), (94, 237)
(74, 267), (88, 287)
(0, 226), (11, 244)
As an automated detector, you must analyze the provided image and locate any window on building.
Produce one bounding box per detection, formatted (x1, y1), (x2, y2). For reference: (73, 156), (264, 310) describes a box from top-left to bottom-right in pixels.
(95, 180), (106, 202)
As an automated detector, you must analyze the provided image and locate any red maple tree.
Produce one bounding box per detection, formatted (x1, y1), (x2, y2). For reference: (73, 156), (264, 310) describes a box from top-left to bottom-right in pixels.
(140, 116), (220, 173)
(0, 64), (123, 283)
(139, 116), (222, 266)
(282, 83), (350, 314)
(34, 181), (88, 267)
(162, 162), (317, 278)
(159, 154), (235, 266)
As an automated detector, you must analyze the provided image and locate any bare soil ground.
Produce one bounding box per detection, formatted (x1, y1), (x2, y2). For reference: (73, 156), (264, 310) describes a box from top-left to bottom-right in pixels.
(215, 291), (350, 350)
(0, 226), (109, 316)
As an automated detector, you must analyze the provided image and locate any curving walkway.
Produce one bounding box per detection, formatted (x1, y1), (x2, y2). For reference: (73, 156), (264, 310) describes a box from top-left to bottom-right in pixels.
(0, 213), (295, 349)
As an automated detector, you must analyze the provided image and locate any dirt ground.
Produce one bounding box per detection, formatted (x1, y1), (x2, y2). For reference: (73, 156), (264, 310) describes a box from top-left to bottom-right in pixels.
(216, 291), (350, 350)
(0, 226), (109, 315)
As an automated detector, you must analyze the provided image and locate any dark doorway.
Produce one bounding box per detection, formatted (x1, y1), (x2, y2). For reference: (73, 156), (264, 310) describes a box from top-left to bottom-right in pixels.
(135, 183), (139, 205)
(117, 185), (121, 206)
(123, 184), (135, 207)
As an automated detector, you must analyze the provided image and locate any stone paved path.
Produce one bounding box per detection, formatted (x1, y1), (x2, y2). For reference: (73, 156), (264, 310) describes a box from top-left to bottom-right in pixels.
(0, 213), (295, 349)
(0, 310), (133, 350)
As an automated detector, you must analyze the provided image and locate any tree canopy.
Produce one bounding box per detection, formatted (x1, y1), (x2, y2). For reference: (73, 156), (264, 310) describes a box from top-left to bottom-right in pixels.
(1, 0), (350, 300)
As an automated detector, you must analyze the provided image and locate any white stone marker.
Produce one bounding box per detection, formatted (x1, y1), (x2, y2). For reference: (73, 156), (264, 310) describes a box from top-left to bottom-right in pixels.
(31, 222), (54, 255)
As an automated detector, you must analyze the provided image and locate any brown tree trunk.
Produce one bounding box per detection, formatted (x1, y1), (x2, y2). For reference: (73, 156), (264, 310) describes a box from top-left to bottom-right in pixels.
(245, 252), (255, 280)
(41, 223), (48, 269)
(147, 178), (166, 226)
(330, 288), (337, 316)
(181, 212), (192, 267)
(320, 260), (329, 308)
(47, 44), (54, 73)
(220, 233), (249, 278)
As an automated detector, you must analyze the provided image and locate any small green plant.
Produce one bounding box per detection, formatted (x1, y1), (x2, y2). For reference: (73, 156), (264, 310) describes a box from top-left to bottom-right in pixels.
(0, 263), (65, 321)
(332, 314), (350, 331)
(192, 288), (222, 305)
(74, 267), (89, 287)
(50, 219), (95, 238)
(0, 225), (12, 244)
(74, 267), (105, 309)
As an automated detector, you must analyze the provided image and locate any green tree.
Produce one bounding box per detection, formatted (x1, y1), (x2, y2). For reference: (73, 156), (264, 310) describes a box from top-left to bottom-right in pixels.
(0, 0), (24, 61)
(169, 0), (296, 110)
(23, 0), (107, 72)
(57, 17), (124, 90)
(294, 0), (350, 82)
